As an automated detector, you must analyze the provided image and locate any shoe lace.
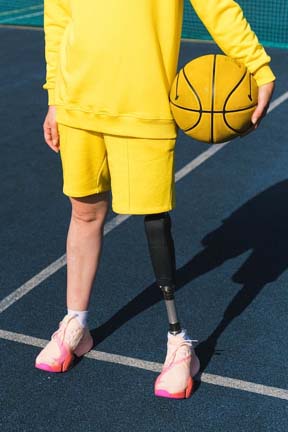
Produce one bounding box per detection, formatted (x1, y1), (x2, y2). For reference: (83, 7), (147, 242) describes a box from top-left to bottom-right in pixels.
(165, 339), (198, 369)
(52, 314), (78, 342)
(46, 314), (79, 362)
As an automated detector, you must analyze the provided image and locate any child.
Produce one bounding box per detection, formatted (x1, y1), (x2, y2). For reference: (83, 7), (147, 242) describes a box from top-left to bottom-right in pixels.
(35, 0), (275, 399)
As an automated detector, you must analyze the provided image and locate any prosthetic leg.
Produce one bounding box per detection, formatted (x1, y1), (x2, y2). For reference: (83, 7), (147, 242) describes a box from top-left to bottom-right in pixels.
(145, 213), (200, 398)
(144, 213), (181, 335)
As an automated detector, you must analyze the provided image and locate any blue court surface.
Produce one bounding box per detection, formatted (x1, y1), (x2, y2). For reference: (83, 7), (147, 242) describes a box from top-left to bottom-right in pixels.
(0, 26), (288, 432)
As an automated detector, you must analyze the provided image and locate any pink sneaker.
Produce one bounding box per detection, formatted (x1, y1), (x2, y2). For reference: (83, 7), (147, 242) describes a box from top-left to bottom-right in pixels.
(35, 314), (93, 373)
(154, 331), (200, 399)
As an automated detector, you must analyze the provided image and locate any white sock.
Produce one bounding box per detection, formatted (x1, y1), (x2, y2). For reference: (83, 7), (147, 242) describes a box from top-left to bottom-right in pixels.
(67, 309), (88, 328)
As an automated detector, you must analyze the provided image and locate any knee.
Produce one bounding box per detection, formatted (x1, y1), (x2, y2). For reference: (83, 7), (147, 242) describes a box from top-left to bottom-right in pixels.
(72, 207), (102, 224)
(70, 194), (109, 225)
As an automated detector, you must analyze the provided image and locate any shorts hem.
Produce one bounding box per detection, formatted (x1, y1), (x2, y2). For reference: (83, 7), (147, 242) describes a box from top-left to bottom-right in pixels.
(63, 187), (111, 198)
(112, 204), (175, 215)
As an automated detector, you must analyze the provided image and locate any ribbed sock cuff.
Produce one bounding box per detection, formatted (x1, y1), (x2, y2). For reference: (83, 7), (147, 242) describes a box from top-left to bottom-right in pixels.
(67, 309), (88, 328)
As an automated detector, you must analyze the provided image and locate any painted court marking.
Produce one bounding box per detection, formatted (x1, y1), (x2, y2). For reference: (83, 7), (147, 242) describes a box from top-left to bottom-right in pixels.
(0, 91), (287, 401)
(0, 215), (130, 314)
(0, 329), (287, 401)
(0, 91), (287, 314)
(175, 91), (288, 182)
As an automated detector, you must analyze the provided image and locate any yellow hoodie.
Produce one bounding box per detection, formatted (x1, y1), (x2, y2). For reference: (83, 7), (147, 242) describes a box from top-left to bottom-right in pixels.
(44, 0), (275, 139)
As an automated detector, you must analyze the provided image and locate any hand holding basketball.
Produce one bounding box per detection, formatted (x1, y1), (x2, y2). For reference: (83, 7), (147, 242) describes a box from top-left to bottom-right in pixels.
(169, 54), (270, 144)
(251, 81), (275, 127)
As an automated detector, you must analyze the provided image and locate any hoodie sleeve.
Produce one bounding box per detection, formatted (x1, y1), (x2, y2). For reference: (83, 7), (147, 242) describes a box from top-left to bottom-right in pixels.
(190, 0), (275, 86)
(43, 0), (71, 105)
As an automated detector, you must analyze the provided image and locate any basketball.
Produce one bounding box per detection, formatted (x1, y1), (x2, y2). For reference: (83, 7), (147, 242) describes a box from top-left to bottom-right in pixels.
(169, 54), (258, 144)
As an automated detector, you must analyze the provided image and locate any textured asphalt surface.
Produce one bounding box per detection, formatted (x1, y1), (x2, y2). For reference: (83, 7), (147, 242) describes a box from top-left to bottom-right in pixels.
(0, 27), (287, 432)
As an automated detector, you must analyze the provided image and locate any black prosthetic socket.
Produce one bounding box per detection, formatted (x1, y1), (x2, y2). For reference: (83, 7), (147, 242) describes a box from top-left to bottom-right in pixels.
(144, 213), (181, 335)
(144, 213), (176, 286)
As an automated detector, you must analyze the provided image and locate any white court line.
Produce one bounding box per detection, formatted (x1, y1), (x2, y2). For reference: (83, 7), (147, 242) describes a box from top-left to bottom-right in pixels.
(175, 142), (227, 182)
(175, 90), (288, 182)
(0, 329), (287, 401)
(0, 5), (43, 17)
(0, 11), (43, 24)
(0, 215), (130, 314)
(0, 90), (287, 315)
(268, 90), (288, 111)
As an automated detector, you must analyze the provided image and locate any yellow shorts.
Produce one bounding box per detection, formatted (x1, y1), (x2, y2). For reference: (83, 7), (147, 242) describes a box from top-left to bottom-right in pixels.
(58, 124), (176, 215)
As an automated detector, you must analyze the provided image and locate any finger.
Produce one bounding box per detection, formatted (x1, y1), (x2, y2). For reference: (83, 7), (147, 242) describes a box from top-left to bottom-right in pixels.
(43, 124), (52, 145)
(251, 103), (268, 126)
(51, 123), (59, 146)
(43, 125), (59, 153)
(251, 82), (274, 125)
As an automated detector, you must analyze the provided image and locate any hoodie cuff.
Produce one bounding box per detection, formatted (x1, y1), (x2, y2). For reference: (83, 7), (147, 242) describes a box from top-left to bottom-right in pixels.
(47, 89), (56, 106)
(253, 65), (276, 87)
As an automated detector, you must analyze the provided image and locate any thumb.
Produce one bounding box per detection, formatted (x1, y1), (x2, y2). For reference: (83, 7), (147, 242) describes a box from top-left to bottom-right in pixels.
(251, 103), (266, 125)
(251, 81), (275, 125)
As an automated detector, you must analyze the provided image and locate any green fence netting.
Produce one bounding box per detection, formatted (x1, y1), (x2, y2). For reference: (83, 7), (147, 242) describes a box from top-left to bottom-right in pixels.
(0, 1), (287, 48)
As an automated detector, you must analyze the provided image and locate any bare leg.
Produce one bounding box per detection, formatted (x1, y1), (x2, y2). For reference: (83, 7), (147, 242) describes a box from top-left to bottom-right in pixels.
(66, 192), (109, 311)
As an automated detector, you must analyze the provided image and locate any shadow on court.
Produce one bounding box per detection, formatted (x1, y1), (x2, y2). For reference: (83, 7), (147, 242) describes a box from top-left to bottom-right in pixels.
(91, 179), (288, 375)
